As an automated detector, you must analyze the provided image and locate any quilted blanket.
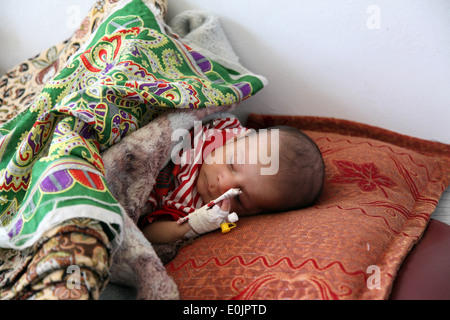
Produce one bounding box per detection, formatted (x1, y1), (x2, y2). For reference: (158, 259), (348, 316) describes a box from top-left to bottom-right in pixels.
(0, 0), (265, 299)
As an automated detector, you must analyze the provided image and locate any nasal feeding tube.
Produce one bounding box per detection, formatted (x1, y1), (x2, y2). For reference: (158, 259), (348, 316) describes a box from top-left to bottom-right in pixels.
(207, 188), (242, 209)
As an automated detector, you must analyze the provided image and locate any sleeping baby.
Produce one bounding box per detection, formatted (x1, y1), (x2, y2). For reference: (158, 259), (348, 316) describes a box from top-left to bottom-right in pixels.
(138, 116), (325, 244)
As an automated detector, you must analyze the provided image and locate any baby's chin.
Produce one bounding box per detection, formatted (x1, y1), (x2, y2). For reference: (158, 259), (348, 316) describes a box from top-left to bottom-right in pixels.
(199, 192), (212, 205)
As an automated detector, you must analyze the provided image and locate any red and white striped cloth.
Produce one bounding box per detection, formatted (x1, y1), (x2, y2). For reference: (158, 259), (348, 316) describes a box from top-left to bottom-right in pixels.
(139, 117), (247, 228)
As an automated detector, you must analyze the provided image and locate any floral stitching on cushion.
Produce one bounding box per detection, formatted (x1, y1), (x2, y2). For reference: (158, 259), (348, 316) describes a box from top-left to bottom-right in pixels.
(330, 160), (396, 198)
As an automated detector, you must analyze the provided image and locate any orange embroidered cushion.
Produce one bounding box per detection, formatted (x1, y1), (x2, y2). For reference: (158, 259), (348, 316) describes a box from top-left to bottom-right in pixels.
(165, 115), (450, 300)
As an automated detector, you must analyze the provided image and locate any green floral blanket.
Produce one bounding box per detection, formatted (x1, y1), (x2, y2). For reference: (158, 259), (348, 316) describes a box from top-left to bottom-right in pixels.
(0, 0), (264, 250)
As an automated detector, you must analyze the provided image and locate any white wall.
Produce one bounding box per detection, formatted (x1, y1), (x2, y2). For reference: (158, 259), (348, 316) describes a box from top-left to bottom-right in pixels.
(1, 0), (449, 143)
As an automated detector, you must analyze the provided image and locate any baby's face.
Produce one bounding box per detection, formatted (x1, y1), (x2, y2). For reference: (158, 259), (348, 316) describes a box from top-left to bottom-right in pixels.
(196, 133), (282, 216)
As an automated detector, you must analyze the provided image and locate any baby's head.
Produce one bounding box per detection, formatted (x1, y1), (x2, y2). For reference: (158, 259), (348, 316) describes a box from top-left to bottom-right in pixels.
(196, 126), (325, 216)
(267, 126), (325, 211)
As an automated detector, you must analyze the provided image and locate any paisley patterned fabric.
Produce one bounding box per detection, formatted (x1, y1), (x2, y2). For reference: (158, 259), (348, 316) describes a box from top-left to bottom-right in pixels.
(0, 0), (264, 252)
(0, 0), (168, 123)
(166, 114), (450, 300)
(0, 0), (168, 299)
(0, 218), (110, 300)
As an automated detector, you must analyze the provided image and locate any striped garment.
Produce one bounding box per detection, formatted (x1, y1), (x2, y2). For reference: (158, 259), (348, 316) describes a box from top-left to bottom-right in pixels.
(139, 117), (247, 227)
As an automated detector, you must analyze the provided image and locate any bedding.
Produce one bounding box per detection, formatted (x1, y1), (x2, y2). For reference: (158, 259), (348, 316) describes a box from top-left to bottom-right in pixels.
(164, 114), (450, 300)
(0, 0), (265, 299)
